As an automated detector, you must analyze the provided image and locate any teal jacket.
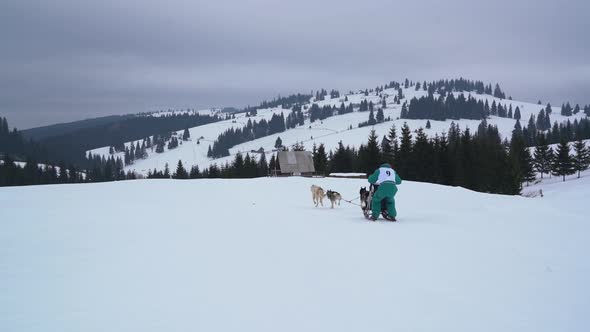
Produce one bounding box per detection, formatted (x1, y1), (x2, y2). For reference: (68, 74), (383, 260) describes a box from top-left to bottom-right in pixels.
(368, 163), (402, 196)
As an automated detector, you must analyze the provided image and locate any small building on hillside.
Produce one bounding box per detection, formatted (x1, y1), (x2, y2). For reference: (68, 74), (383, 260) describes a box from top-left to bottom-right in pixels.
(274, 151), (315, 176)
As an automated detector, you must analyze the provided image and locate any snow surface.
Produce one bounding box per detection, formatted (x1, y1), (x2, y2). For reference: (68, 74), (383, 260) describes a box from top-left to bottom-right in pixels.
(1, 176), (589, 332)
(89, 86), (587, 176)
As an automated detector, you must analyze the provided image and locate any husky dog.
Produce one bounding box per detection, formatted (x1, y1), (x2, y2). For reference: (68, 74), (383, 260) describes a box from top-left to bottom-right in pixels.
(359, 187), (370, 210)
(326, 190), (342, 208)
(311, 185), (326, 207)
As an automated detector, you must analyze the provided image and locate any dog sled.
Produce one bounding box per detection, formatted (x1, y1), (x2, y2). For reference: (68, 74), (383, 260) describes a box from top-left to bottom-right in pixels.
(359, 185), (396, 221)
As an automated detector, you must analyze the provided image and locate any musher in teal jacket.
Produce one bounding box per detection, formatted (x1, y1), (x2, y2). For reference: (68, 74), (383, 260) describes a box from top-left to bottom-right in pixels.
(367, 163), (402, 221)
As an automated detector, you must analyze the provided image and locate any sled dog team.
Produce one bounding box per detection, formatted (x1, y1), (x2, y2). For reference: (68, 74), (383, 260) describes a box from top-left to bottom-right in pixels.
(310, 162), (402, 221)
(310, 185), (342, 209)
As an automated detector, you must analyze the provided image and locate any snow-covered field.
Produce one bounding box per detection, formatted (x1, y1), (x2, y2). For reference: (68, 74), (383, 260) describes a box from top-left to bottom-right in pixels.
(89, 86), (587, 176)
(1, 176), (589, 332)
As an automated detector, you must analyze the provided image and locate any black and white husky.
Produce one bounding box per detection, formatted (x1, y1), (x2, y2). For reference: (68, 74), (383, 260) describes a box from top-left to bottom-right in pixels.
(326, 190), (342, 208)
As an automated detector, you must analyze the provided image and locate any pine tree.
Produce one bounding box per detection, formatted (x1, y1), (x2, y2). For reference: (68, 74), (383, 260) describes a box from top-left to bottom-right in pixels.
(526, 114), (537, 145)
(572, 140), (590, 178)
(313, 143), (328, 175)
(551, 139), (575, 181)
(189, 165), (201, 178)
(387, 124), (398, 165)
(124, 147), (131, 165)
(274, 136), (283, 149)
(574, 104), (580, 114)
(368, 109), (376, 125)
(397, 123), (413, 178)
(536, 109), (547, 131)
(258, 152), (269, 177)
(243, 154), (257, 178)
(58, 161), (68, 183)
(173, 160), (188, 179)
(426, 120), (431, 129)
(233, 153), (245, 177)
(156, 141), (165, 154)
(376, 108), (384, 123)
(514, 106), (521, 120)
(412, 128), (434, 182)
(1, 117), (8, 134)
(509, 120), (528, 188)
(521, 148), (536, 185)
(545, 112), (552, 133)
(163, 163), (170, 178)
(182, 128), (190, 140)
(533, 135), (553, 178)
(363, 130), (381, 174)
(491, 100), (497, 116)
(269, 154), (276, 174)
(400, 102), (409, 118)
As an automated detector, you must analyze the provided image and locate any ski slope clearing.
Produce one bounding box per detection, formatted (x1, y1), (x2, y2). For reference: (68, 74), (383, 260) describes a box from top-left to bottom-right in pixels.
(88, 86), (587, 176)
(1, 177), (588, 331)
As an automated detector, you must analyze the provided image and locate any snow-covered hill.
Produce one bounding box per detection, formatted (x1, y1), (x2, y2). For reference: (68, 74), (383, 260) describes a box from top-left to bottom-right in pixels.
(89, 85), (587, 175)
(1, 176), (588, 332)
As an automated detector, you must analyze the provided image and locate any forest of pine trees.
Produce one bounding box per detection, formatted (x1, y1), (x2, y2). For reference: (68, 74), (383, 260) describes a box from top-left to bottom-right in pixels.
(208, 113), (287, 158)
(402, 94), (489, 120)
(358, 108), (387, 127)
(285, 105), (305, 129)
(34, 112), (222, 165)
(242, 93), (312, 114)
(145, 119), (590, 194)
(0, 116), (51, 162)
(3, 78), (589, 189)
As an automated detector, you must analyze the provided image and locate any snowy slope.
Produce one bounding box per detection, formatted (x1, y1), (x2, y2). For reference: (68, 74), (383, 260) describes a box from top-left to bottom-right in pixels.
(1, 177), (589, 332)
(89, 85), (587, 175)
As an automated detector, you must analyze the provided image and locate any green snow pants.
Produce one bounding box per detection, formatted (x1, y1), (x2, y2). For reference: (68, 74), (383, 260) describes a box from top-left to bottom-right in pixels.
(371, 182), (398, 219)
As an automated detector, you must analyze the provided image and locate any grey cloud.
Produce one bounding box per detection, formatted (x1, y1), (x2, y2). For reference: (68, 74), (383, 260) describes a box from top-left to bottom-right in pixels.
(1, 0), (588, 128)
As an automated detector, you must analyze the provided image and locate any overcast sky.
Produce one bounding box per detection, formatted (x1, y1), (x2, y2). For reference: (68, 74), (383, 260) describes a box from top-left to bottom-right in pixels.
(1, 0), (588, 129)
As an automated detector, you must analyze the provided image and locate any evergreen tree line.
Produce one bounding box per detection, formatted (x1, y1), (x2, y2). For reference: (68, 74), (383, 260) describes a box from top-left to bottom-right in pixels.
(0, 151), (142, 187)
(286, 105), (305, 129)
(35, 113), (221, 166)
(85, 152), (139, 182)
(427, 78), (505, 98)
(0, 156), (85, 186)
(149, 121), (531, 195)
(208, 114), (287, 158)
(243, 93), (313, 115)
(530, 135), (590, 181)
(337, 102), (355, 115)
(109, 128), (192, 166)
(559, 102), (588, 116)
(309, 104), (338, 123)
(310, 123), (523, 194)
(402, 94), (520, 121)
(315, 89), (328, 101)
(358, 99), (375, 112)
(124, 141), (148, 165)
(523, 116), (590, 147)
(403, 94), (483, 120)
(358, 108), (387, 127)
(380, 78), (504, 99)
(0, 116), (52, 162)
(149, 152), (273, 180)
(144, 120), (590, 193)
